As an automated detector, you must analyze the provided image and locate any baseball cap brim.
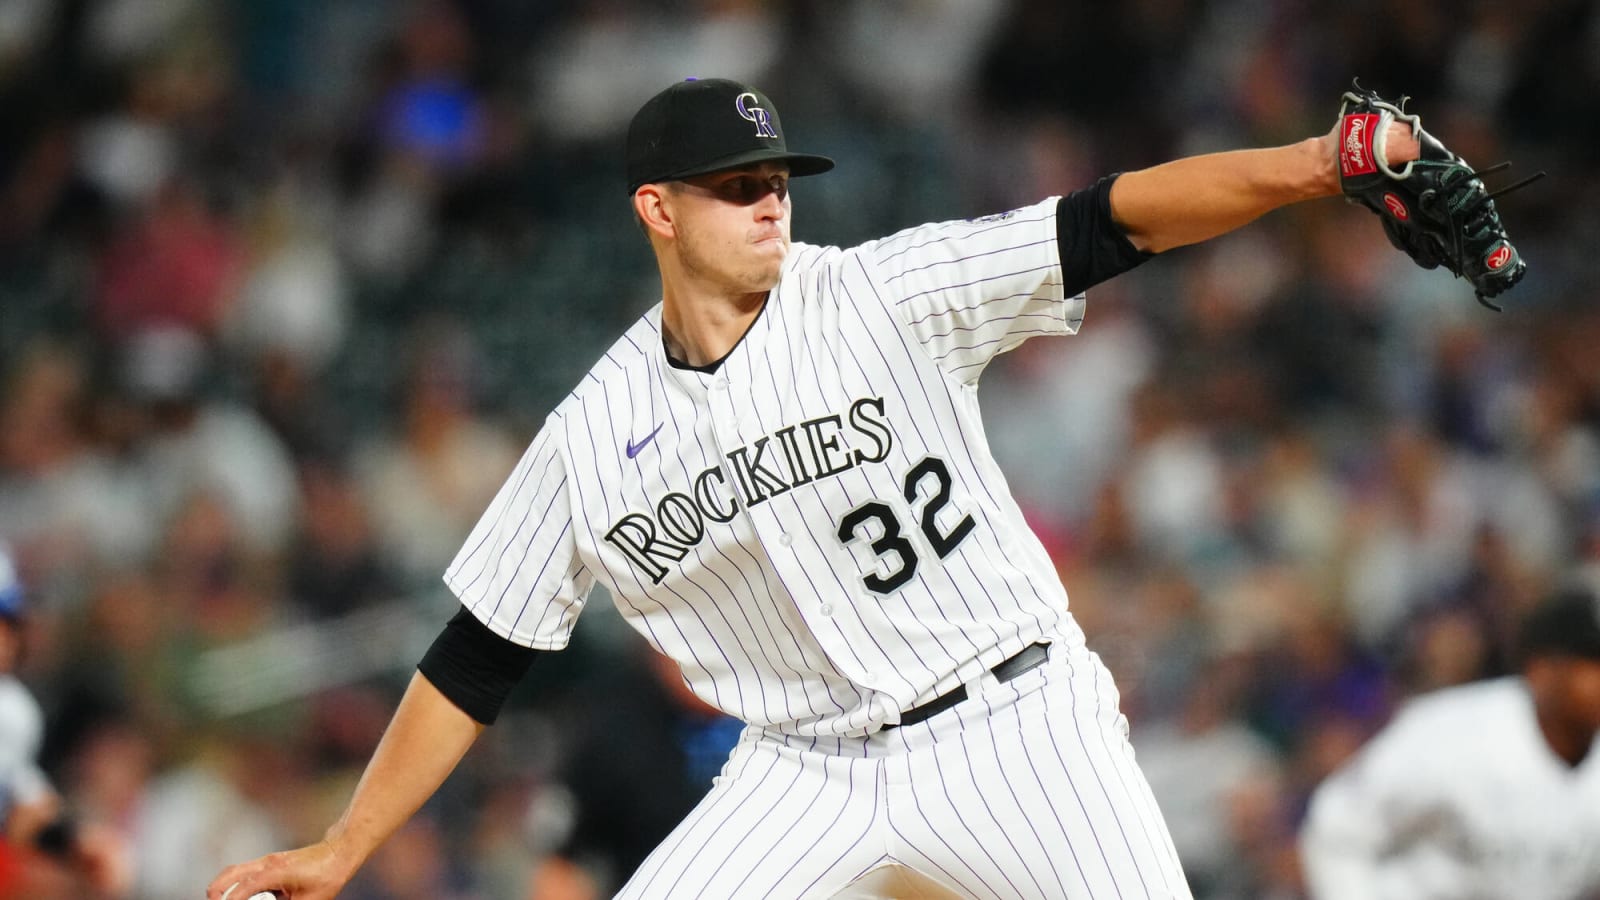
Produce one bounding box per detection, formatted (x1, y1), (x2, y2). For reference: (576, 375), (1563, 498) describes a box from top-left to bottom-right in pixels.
(632, 148), (834, 194)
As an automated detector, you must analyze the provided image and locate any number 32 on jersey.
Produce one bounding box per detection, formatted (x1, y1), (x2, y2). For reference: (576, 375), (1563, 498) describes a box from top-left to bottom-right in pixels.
(836, 456), (975, 594)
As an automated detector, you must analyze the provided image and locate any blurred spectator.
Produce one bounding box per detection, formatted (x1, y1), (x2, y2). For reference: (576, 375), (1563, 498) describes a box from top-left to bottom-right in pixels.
(93, 181), (245, 339)
(0, 342), (98, 597)
(531, 2), (782, 146)
(287, 457), (397, 620)
(1135, 653), (1282, 898)
(0, 2), (1594, 895)
(356, 322), (518, 588)
(227, 177), (349, 377)
(98, 327), (299, 562)
(340, 1), (489, 278)
(0, 544), (131, 899)
(128, 742), (286, 900)
(528, 636), (742, 899)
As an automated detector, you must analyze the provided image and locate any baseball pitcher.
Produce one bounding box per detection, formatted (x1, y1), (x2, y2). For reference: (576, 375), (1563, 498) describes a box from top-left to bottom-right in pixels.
(211, 77), (1531, 900)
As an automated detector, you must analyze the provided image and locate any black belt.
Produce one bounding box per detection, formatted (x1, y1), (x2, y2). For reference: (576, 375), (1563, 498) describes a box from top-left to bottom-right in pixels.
(883, 642), (1050, 730)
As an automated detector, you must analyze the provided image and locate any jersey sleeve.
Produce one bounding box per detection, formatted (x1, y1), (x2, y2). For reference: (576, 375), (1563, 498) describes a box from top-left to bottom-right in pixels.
(0, 680), (53, 821)
(443, 417), (594, 650)
(1299, 705), (1465, 900)
(861, 196), (1080, 384)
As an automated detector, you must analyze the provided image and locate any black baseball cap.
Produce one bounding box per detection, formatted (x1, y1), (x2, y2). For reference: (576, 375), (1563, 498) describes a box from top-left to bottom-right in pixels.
(1519, 585), (1600, 662)
(626, 78), (834, 195)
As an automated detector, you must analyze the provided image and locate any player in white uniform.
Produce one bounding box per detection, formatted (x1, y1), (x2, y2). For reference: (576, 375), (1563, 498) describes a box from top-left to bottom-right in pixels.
(210, 78), (1421, 900)
(0, 545), (129, 896)
(1301, 586), (1600, 900)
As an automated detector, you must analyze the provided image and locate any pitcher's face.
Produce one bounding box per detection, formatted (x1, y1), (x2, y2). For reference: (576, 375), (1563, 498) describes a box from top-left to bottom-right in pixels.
(668, 162), (793, 293)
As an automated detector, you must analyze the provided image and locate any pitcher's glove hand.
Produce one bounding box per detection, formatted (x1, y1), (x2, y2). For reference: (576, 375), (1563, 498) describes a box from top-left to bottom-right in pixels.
(1336, 82), (1544, 310)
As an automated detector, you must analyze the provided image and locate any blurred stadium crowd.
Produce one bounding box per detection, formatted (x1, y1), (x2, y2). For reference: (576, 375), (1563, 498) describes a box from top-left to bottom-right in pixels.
(1, 0), (1597, 898)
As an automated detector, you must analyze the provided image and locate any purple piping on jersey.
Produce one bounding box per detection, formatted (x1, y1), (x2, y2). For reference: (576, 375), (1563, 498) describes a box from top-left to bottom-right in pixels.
(639, 337), (822, 726)
(780, 283), (979, 672)
(504, 518), (571, 637)
(834, 266), (1014, 648)
(643, 323), (864, 730)
(808, 265), (991, 681)
(636, 341), (797, 725)
(883, 253), (1068, 643)
(564, 406), (725, 709)
(883, 235), (1058, 284)
(558, 420), (675, 657)
(478, 476), (566, 620)
(453, 456), (562, 603)
(906, 283), (1064, 327)
(850, 252), (1055, 684)
(753, 285), (945, 697)
(872, 209), (1056, 264)
(921, 310), (1063, 342)
(450, 434), (545, 595)
(598, 375), (754, 719)
(932, 323), (1055, 368)
(523, 551), (588, 642)
(649, 322), (865, 731)
(942, 327), (1061, 368)
(894, 262), (1057, 307)
(646, 314), (861, 711)
(637, 322), (857, 721)
(785, 285), (960, 682)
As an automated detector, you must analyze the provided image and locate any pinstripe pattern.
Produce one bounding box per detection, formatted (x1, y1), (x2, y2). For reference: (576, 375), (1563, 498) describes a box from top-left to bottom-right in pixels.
(444, 195), (1188, 894)
(615, 640), (1191, 898)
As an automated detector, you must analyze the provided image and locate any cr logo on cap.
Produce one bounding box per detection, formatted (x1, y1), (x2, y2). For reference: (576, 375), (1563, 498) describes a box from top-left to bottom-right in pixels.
(735, 92), (779, 139)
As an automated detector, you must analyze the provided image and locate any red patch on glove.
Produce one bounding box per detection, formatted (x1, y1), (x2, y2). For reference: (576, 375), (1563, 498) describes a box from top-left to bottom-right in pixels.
(1341, 113), (1380, 178)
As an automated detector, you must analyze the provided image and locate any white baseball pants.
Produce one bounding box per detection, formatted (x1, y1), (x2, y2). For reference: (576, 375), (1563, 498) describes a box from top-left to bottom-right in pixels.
(615, 641), (1193, 899)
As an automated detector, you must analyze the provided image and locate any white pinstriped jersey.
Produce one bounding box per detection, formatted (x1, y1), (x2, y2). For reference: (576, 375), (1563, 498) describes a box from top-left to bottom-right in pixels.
(1302, 677), (1600, 900)
(445, 197), (1087, 737)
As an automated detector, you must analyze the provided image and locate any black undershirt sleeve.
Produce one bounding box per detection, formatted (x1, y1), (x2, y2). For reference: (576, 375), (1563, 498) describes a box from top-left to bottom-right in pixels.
(417, 606), (541, 725)
(1056, 173), (1155, 298)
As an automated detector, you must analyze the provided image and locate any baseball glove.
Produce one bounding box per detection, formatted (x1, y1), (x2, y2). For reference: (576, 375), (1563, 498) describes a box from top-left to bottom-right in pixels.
(1336, 82), (1543, 310)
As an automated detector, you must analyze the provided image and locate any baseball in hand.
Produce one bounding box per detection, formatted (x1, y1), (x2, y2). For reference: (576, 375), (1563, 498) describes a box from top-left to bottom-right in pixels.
(221, 884), (279, 900)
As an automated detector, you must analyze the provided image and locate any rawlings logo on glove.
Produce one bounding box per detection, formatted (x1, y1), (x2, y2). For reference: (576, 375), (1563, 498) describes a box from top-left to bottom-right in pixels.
(1340, 114), (1379, 177)
(1337, 82), (1544, 310)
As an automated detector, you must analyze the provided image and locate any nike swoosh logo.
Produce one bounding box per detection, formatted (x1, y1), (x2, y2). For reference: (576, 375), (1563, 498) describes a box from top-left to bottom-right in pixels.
(625, 423), (664, 459)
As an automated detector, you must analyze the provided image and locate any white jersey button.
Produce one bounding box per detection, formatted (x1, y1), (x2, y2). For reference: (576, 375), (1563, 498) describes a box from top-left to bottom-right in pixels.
(778, 532), (793, 547)
(860, 671), (876, 685)
(819, 603), (833, 616)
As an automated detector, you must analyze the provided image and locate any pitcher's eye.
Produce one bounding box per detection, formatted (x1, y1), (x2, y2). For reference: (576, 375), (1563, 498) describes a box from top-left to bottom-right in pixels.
(716, 175), (787, 205)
